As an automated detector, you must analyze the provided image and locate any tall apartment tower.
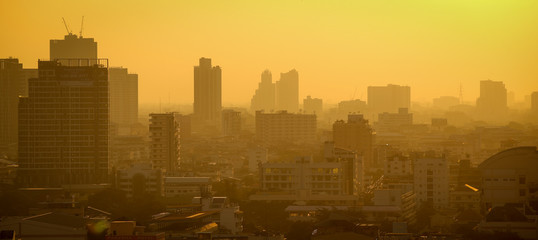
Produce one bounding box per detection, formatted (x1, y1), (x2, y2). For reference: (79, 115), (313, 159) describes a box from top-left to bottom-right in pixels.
(250, 70), (275, 112)
(149, 113), (181, 173)
(303, 95), (323, 115)
(50, 34), (97, 60)
(476, 80), (508, 117)
(367, 84), (411, 114)
(476, 80), (507, 119)
(275, 69), (299, 113)
(222, 109), (241, 137)
(0, 58), (23, 159)
(333, 114), (374, 172)
(193, 58), (221, 124)
(109, 67), (138, 135)
(18, 59), (109, 187)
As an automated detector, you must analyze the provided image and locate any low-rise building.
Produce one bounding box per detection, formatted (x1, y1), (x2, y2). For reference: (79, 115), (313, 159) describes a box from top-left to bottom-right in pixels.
(115, 163), (164, 198)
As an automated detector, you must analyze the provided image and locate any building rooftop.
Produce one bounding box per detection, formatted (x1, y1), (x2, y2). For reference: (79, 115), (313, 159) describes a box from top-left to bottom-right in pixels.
(479, 146), (538, 169)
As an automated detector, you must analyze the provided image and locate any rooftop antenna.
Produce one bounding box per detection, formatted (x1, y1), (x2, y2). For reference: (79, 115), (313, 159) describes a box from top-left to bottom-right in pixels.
(79, 16), (84, 38)
(62, 17), (72, 35)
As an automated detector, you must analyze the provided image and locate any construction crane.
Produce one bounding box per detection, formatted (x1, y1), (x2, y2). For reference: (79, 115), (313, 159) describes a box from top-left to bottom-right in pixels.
(79, 16), (84, 38)
(62, 17), (73, 35)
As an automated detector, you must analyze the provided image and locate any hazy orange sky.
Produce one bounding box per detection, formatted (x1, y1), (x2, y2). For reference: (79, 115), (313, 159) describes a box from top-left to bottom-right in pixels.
(1, 0), (537, 106)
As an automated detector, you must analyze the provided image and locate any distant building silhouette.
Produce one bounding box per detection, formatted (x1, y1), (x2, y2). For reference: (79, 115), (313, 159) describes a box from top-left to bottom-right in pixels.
(221, 109), (241, 137)
(333, 114), (374, 172)
(149, 113), (181, 173)
(375, 108), (413, 133)
(18, 59), (109, 187)
(255, 110), (316, 144)
(303, 95), (322, 115)
(476, 80), (507, 119)
(109, 67), (138, 135)
(50, 34), (97, 60)
(432, 96), (459, 110)
(275, 69), (299, 113)
(250, 70), (275, 112)
(193, 58), (221, 124)
(0, 58), (23, 159)
(338, 99), (367, 115)
(368, 84), (410, 114)
(531, 92), (538, 114)
(20, 68), (38, 97)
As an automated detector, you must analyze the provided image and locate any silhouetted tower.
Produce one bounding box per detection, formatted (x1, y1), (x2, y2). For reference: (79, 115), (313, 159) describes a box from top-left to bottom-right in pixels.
(367, 84), (410, 114)
(250, 70), (275, 112)
(333, 114), (374, 172)
(50, 34), (97, 60)
(18, 59), (109, 187)
(275, 69), (299, 113)
(193, 58), (222, 123)
(476, 80), (507, 119)
(0, 58), (24, 159)
(109, 67), (139, 135)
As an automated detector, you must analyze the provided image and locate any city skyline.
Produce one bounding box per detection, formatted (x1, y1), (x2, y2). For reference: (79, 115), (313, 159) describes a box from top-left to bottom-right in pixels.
(1, 2), (538, 239)
(1, 1), (537, 105)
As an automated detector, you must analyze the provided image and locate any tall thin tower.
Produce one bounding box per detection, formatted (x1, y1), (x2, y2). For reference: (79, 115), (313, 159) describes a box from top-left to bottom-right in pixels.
(193, 58), (222, 123)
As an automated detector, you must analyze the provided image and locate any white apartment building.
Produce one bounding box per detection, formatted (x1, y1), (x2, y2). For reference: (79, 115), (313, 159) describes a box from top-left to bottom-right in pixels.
(413, 158), (449, 209)
(260, 156), (358, 196)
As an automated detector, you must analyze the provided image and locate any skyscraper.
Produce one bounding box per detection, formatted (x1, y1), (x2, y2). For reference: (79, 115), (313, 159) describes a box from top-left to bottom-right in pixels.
(0, 58), (23, 159)
(367, 84), (411, 114)
(250, 70), (275, 112)
(333, 114), (374, 172)
(193, 58), (221, 123)
(50, 34), (97, 60)
(149, 113), (181, 173)
(109, 67), (138, 135)
(476, 80), (507, 120)
(275, 69), (299, 113)
(18, 59), (109, 187)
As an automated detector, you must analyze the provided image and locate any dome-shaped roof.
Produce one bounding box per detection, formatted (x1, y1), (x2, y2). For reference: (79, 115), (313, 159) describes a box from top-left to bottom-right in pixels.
(479, 146), (538, 170)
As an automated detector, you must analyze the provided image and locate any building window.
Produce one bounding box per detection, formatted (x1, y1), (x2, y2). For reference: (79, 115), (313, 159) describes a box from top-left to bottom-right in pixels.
(519, 189), (526, 197)
(519, 176), (526, 185)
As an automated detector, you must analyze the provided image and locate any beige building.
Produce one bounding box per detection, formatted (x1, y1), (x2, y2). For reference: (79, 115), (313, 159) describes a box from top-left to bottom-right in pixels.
(374, 108), (413, 133)
(116, 163), (164, 198)
(149, 113), (181, 172)
(258, 153), (361, 200)
(413, 158), (449, 209)
(221, 109), (241, 137)
(109, 67), (138, 135)
(333, 114), (374, 171)
(303, 95), (323, 115)
(255, 110), (316, 144)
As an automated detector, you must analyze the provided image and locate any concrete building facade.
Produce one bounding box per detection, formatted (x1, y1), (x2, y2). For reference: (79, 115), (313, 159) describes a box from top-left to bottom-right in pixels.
(17, 59), (109, 187)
